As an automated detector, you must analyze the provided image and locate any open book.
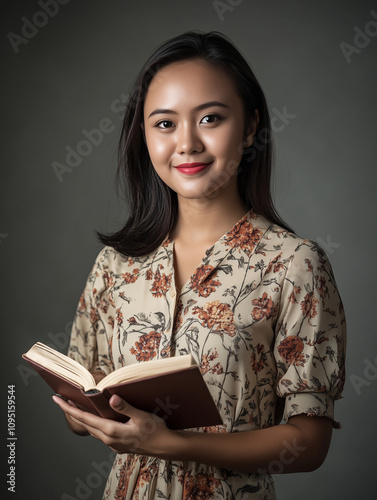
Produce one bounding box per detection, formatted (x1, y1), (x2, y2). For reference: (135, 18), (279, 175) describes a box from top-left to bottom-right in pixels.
(22, 342), (222, 430)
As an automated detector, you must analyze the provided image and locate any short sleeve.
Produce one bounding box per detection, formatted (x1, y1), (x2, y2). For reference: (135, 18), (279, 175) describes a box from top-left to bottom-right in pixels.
(67, 246), (116, 376)
(274, 240), (346, 429)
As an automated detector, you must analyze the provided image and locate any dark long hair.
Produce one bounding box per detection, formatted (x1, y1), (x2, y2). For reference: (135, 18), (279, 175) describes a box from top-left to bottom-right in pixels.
(97, 31), (293, 256)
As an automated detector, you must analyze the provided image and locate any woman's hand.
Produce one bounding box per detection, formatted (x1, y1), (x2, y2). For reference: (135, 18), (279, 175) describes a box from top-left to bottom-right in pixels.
(60, 370), (107, 436)
(53, 394), (177, 456)
(53, 393), (333, 472)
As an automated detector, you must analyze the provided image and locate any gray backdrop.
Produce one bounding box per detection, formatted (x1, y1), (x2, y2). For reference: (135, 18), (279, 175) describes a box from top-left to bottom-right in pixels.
(2, 0), (376, 499)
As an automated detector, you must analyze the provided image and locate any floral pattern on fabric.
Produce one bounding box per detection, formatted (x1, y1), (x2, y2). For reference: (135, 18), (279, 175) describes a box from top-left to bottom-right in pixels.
(68, 210), (346, 499)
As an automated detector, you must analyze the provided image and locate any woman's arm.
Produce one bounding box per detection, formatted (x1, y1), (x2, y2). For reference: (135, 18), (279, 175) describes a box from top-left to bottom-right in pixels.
(53, 394), (333, 474)
(172, 413), (333, 473)
(63, 406), (90, 436)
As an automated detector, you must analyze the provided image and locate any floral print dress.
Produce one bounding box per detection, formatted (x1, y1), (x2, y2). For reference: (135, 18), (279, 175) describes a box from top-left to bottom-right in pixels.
(67, 210), (346, 500)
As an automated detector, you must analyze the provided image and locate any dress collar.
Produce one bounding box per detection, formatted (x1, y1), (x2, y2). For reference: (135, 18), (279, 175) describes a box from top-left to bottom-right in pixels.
(159, 209), (272, 290)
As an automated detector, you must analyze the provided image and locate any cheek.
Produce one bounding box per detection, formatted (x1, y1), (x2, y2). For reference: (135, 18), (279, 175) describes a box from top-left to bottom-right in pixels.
(146, 133), (172, 163)
(206, 125), (244, 162)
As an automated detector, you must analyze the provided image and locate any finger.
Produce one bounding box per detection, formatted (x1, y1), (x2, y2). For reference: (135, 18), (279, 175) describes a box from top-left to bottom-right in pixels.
(67, 399), (89, 412)
(109, 395), (137, 417)
(53, 395), (124, 437)
(52, 396), (101, 426)
(109, 395), (165, 427)
(52, 394), (72, 411)
(68, 416), (106, 441)
(53, 397), (116, 441)
(52, 395), (85, 414)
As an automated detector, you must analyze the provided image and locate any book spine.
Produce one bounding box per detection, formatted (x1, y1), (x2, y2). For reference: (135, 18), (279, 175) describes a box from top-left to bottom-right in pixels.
(77, 390), (105, 417)
(85, 391), (128, 422)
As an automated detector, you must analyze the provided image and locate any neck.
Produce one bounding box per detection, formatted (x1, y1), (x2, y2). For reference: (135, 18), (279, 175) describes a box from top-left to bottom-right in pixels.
(171, 192), (248, 245)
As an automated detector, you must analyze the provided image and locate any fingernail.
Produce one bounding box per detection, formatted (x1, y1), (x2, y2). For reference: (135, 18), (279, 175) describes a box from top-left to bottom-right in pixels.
(111, 394), (122, 407)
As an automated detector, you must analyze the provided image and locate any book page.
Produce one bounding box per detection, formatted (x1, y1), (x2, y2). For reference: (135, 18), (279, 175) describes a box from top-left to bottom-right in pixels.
(24, 342), (96, 391)
(96, 354), (195, 392)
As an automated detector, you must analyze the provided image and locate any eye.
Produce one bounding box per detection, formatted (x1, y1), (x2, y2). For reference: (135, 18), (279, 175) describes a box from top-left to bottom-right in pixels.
(201, 114), (222, 124)
(156, 120), (174, 129)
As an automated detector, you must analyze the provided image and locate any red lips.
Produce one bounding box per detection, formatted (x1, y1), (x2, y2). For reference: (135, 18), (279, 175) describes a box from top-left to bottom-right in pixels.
(174, 162), (212, 174)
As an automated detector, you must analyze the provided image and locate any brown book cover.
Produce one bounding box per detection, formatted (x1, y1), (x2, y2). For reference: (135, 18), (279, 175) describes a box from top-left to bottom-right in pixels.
(22, 352), (223, 430)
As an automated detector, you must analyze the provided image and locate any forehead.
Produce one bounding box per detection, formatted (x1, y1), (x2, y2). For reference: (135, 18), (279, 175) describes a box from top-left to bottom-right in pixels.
(144, 59), (241, 112)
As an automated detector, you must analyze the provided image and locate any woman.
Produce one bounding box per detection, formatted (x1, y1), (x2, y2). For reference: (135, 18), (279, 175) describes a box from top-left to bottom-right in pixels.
(53, 31), (346, 499)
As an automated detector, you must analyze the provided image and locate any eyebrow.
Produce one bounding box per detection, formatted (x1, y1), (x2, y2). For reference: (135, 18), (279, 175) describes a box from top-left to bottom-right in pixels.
(147, 101), (229, 119)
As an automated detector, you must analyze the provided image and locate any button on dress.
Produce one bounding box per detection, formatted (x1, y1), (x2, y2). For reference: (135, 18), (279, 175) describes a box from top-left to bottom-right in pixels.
(67, 210), (346, 500)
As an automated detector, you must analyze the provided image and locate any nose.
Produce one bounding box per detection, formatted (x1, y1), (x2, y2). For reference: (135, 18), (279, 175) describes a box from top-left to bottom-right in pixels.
(176, 123), (203, 154)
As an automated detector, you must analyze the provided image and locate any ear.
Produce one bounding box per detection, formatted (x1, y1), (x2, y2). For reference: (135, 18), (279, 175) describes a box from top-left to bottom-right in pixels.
(245, 109), (259, 148)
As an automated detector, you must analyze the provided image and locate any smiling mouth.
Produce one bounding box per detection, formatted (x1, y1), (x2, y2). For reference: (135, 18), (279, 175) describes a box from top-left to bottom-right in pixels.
(174, 162), (212, 174)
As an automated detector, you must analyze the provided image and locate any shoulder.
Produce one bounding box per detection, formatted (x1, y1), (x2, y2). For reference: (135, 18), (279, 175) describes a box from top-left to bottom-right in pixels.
(260, 220), (330, 267)
(92, 245), (152, 272)
(254, 220), (339, 293)
(92, 245), (129, 270)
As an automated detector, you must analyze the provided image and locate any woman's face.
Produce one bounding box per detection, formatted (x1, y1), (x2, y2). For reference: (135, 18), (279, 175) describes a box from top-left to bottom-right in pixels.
(143, 59), (255, 202)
